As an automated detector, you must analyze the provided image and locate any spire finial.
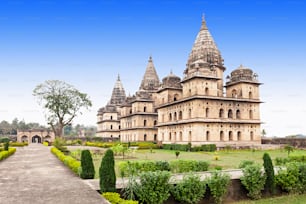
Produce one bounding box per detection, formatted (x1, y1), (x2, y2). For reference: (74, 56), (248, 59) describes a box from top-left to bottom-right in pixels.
(201, 13), (208, 30)
(117, 74), (120, 81)
(202, 13), (205, 22)
(149, 55), (152, 62)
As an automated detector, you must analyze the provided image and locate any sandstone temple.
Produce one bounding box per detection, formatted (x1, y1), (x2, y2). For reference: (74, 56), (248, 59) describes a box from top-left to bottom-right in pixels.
(97, 18), (262, 147)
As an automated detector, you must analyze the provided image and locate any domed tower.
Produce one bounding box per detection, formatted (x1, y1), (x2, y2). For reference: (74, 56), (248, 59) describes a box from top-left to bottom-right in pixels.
(182, 16), (225, 97)
(157, 71), (182, 105)
(225, 64), (261, 100)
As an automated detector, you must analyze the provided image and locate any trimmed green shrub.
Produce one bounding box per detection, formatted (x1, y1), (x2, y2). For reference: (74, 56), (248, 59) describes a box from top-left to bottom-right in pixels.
(163, 144), (189, 151)
(155, 161), (171, 171)
(298, 164), (306, 193)
(10, 142), (28, 147)
(135, 171), (171, 204)
(289, 155), (306, 162)
(239, 160), (255, 169)
(207, 171), (231, 204)
(0, 147), (16, 161)
(80, 150), (95, 179)
(119, 160), (209, 176)
(170, 160), (209, 173)
(102, 192), (138, 204)
(0, 137), (9, 143)
(275, 157), (290, 165)
(4, 142), (9, 151)
(51, 147), (81, 174)
(53, 138), (69, 154)
(171, 173), (206, 204)
(276, 162), (300, 194)
(100, 149), (116, 193)
(241, 164), (266, 199)
(263, 153), (276, 194)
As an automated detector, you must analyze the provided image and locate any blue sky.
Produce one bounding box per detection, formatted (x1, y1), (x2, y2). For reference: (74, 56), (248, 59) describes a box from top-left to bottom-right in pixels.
(0, 0), (305, 137)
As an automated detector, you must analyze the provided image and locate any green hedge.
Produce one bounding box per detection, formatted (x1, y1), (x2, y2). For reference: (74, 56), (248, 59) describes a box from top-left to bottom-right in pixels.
(119, 160), (209, 177)
(85, 141), (158, 150)
(170, 160), (209, 173)
(275, 155), (306, 166)
(162, 144), (216, 152)
(102, 192), (138, 204)
(51, 147), (81, 175)
(0, 147), (16, 161)
(10, 142), (28, 147)
(85, 141), (117, 148)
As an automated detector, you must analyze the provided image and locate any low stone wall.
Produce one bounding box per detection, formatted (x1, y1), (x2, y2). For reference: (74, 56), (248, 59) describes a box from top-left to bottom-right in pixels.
(262, 137), (306, 148)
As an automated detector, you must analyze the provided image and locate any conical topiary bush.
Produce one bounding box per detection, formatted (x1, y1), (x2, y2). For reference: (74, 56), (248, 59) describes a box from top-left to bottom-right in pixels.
(99, 149), (116, 193)
(80, 150), (95, 179)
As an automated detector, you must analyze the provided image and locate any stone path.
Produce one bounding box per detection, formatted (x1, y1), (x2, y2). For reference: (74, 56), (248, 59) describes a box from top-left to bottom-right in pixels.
(0, 144), (108, 204)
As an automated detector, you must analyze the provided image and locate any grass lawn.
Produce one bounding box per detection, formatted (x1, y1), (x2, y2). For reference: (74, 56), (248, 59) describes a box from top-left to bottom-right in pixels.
(79, 148), (306, 179)
(236, 194), (306, 204)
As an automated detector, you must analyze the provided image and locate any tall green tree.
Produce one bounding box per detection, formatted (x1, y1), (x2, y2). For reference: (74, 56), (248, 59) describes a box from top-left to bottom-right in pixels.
(99, 149), (116, 193)
(33, 80), (92, 137)
(263, 153), (275, 194)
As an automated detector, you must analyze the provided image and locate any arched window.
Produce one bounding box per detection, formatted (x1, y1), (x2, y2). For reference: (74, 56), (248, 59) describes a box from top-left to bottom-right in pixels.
(220, 131), (224, 141)
(174, 132), (177, 142)
(249, 110), (253, 119)
(205, 87), (209, 95)
(205, 108), (209, 118)
(249, 91), (253, 99)
(250, 131), (254, 141)
(236, 110), (241, 119)
(219, 109), (224, 118)
(237, 131), (242, 141)
(154, 120), (157, 126)
(169, 113), (172, 121)
(174, 94), (178, 101)
(144, 134), (147, 141)
(232, 89), (237, 98)
(119, 125), (121, 130)
(110, 125), (113, 129)
(154, 134), (157, 141)
(179, 132), (183, 141)
(189, 89), (192, 96)
(179, 111), (183, 120)
(144, 106), (147, 112)
(110, 135), (113, 138)
(169, 133), (172, 141)
(228, 109), (233, 119)
(189, 109), (192, 118)
(110, 116), (113, 120)
(188, 131), (192, 142)
(206, 131), (210, 141)
(174, 112), (177, 121)
(229, 131), (233, 141)
(144, 120), (147, 127)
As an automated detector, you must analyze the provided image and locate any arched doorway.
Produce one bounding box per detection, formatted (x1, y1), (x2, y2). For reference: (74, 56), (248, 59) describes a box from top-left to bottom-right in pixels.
(21, 135), (28, 143)
(32, 135), (42, 143)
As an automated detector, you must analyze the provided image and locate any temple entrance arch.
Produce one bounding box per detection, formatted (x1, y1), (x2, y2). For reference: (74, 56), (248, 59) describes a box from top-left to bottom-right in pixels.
(32, 135), (42, 143)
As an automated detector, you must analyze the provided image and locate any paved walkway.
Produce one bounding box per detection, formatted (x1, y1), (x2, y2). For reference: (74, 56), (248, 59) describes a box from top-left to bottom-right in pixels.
(0, 144), (108, 204)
